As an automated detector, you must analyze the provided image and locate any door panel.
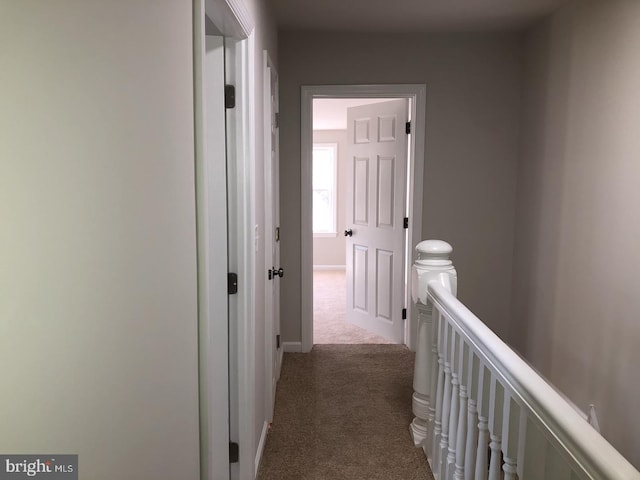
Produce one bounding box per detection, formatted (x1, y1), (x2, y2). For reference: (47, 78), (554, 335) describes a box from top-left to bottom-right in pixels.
(376, 249), (393, 320)
(353, 244), (369, 312)
(377, 156), (395, 228)
(353, 157), (369, 225)
(345, 99), (408, 343)
(264, 53), (281, 422)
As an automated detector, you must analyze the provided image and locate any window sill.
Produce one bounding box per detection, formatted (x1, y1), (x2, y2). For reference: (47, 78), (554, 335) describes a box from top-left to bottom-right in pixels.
(313, 232), (338, 238)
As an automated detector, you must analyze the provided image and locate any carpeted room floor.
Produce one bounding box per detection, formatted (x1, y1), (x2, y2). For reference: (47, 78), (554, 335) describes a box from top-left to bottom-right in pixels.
(256, 345), (434, 479)
(312, 270), (392, 345)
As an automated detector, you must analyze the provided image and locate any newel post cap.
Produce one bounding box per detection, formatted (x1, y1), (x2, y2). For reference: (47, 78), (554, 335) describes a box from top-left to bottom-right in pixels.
(415, 239), (453, 261)
(412, 239), (457, 305)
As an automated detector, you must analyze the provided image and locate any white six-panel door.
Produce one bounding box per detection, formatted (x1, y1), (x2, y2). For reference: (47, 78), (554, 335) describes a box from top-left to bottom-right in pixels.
(345, 99), (409, 343)
(264, 52), (281, 423)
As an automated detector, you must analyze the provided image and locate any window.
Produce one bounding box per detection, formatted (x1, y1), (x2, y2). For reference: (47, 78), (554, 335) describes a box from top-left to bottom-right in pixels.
(312, 143), (338, 236)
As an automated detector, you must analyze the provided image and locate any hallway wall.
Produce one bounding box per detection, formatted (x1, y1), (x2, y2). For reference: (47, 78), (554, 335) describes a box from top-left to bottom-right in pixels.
(0, 0), (279, 477)
(279, 31), (523, 344)
(512, 0), (640, 467)
(0, 2), (200, 478)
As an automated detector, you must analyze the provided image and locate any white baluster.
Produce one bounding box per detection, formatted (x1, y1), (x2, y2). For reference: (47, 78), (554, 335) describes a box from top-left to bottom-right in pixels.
(501, 394), (520, 480)
(447, 329), (460, 479)
(488, 377), (504, 480)
(426, 307), (440, 456)
(410, 240), (457, 455)
(454, 340), (469, 480)
(464, 353), (479, 480)
(432, 311), (445, 469)
(439, 322), (452, 476)
(475, 365), (491, 480)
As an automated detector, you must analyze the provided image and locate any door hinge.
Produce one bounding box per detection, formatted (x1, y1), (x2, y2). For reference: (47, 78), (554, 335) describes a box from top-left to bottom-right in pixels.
(405, 121), (411, 134)
(276, 334), (281, 349)
(403, 217), (409, 229)
(275, 112), (280, 129)
(225, 85), (236, 109)
(228, 272), (238, 294)
(275, 227), (280, 242)
(402, 308), (407, 320)
(229, 442), (239, 463)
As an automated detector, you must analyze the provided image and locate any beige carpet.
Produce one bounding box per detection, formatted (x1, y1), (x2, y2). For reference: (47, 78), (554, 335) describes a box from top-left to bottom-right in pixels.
(256, 345), (434, 480)
(313, 270), (392, 344)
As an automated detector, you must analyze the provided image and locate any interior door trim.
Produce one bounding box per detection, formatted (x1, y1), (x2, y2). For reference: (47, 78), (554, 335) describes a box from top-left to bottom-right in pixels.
(300, 84), (427, 353)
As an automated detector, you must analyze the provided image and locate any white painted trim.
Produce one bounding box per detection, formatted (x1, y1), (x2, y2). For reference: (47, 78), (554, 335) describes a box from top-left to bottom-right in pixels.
(193, 3), (230, 478)
(224, 35), (255, 480)
(283, 341), (303, 353)
(237, 34), (256, 480)
(254, 421), (269, 477)
(301, 85), (426, 353)
(427, 281), (640, 480)
(277, 346), (284, 379)
(198, 1), (255, 479)
(204, 0), (254, 39)
(313, 265), (346, 271)
(225, 0), (254, 37)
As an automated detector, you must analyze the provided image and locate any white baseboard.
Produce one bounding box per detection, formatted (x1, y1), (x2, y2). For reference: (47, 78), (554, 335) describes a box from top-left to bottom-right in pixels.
(254, 420), (269, 477)
(277, 346), (284, 379)
(313, 265), (346, 271)
(282, 341), (302, 352)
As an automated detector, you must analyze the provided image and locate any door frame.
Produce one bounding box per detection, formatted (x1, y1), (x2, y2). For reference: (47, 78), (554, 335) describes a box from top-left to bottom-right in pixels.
(194, 0), (255, 479)
(300, 84), (427, 353)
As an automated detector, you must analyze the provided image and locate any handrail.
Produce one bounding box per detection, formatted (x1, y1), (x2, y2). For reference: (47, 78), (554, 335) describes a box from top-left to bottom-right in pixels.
(428, 281), (640, 480)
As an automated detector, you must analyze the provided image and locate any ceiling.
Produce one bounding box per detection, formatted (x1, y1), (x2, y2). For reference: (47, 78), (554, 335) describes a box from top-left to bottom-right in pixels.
(270, 0), (571, 33)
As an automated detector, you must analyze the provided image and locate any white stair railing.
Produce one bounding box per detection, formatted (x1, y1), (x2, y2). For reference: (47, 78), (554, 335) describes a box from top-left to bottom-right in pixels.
(410, 240), (640, 480)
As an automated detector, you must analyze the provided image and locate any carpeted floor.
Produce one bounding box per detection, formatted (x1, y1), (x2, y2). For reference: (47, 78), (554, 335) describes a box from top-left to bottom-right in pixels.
(256, 345), (434, 480)
(313, 270), (392, 344)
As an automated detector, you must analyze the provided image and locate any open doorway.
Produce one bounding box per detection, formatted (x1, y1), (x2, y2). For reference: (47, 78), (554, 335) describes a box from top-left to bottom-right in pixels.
(312, 98), (400, 344)
(301, 85), (427, 352)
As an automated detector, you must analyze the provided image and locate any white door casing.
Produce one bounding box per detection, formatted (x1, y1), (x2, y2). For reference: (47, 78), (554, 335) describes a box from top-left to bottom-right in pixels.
(198, 0), (255, 478)
(300, 84), (426, 353)
(194, 23), (230, 479)
(345, 99), (409, 343)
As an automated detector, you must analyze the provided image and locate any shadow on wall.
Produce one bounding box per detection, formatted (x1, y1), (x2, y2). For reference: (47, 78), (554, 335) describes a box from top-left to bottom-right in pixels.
(509, 6), (574, 370)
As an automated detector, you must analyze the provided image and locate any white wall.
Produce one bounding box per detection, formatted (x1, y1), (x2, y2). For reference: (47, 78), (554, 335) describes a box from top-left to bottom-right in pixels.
(279, 31), (523, 344)
(313, 130), (348, 267)
(0, 1), (200, 478)
(512, 0), (640, 467)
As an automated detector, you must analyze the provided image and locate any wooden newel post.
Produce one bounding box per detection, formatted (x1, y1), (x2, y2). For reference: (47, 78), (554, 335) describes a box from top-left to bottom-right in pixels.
(410, 240), (457, 452)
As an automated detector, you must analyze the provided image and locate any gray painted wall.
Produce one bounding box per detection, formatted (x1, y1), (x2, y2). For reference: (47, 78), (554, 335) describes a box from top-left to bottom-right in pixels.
(512, 0), (640, 467)
(279, 31), (523, 344)
(0, 2), (200, 478)
(313, 130), (348, 266)
(0, 0), (279, 476)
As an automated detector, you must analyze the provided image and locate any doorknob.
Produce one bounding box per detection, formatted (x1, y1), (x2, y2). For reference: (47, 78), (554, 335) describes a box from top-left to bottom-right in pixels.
(344, 229), (353, 237)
